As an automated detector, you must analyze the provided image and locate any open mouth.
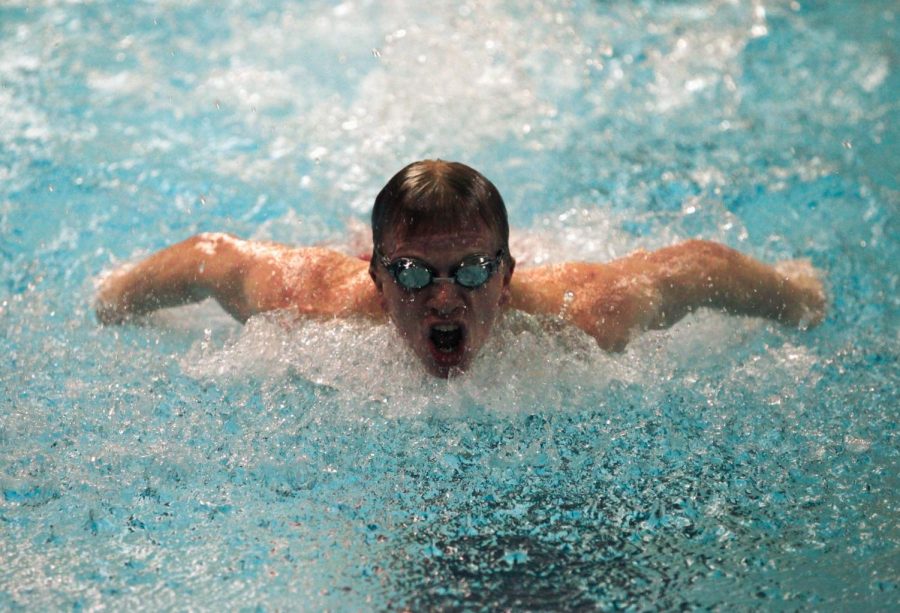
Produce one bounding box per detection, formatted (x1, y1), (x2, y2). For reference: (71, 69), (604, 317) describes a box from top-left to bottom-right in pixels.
(428, 323), (466, 365)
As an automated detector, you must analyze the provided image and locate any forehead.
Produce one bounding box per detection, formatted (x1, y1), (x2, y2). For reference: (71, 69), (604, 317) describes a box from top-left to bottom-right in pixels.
(383, 225), (499, 260)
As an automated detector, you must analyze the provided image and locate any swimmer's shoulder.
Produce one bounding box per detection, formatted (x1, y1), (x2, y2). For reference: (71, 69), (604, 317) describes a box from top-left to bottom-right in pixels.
(246, 245), (379, 319)
(510, 261), (615, 312)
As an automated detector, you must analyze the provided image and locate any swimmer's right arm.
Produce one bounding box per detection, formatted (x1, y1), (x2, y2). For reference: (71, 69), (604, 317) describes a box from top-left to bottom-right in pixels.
(95, 233), (269, 323)
(95, 233), (381, 324)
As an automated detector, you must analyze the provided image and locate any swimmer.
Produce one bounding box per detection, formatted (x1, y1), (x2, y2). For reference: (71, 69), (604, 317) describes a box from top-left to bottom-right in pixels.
(95, 160), (826, 378)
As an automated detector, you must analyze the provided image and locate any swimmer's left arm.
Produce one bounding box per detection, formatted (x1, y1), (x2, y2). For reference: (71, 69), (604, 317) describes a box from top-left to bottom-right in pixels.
(631, 240), (826, 330)
(511, 240), (825, 351)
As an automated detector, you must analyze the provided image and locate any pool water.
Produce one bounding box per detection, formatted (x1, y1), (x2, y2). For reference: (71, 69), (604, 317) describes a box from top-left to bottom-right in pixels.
(2, 0), (898, 609)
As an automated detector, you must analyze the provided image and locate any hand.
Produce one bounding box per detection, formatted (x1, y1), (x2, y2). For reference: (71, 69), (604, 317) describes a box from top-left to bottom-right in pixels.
(774, 259), (826, 327)
(94, 265), (135, 324)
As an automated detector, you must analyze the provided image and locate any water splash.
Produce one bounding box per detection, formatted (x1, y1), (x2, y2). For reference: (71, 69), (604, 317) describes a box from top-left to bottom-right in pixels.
(1, 0), (897, 610)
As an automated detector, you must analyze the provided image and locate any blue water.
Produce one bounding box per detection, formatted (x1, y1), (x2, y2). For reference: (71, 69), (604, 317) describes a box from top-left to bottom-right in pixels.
(1, 0), (898, 609)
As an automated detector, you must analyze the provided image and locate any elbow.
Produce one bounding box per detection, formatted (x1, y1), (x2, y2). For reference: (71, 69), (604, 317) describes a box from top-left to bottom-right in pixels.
(187, 232), (240, 257)
(677, 239), (735, 263)
(653, 240), (738, 315)
(672, 239), (738, 284)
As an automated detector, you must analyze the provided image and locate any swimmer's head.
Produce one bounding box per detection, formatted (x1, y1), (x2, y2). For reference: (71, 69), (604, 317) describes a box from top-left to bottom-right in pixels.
(369, 160), (515, 378)
(371, 160), (510, 257)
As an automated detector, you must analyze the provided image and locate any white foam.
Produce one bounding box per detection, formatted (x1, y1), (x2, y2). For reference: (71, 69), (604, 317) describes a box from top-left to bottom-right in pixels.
(177, 302), (771, 422)
(87, 70), (146, 96)
(0, 88), (52, 145)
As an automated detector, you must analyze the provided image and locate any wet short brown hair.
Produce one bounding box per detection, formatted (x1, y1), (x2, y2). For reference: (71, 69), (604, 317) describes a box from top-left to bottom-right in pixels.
(371, 160), (510, 255)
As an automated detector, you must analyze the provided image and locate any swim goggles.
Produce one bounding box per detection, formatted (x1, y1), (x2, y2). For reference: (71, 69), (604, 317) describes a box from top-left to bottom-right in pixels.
(377, 249), (505, 291)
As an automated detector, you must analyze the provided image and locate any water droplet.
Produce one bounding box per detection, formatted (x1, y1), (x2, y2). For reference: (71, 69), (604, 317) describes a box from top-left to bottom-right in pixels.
(560, 290), (576, 318)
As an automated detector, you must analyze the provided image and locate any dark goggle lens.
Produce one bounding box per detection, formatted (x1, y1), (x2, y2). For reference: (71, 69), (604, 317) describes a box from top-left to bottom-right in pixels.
(394, 263), (433, 290)
(454, 262), (492, 288)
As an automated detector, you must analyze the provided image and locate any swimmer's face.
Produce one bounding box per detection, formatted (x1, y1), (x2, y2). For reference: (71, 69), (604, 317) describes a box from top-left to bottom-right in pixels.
(370, 223), (514, 378)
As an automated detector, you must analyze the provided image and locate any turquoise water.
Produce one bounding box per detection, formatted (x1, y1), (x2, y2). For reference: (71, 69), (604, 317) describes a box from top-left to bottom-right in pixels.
(1, 0), (898, 609)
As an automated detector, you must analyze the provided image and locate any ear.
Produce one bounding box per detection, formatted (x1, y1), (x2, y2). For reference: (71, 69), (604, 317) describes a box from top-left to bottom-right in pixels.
(499, 255), (515, 306)
(369, 258), (383, 293)
(369, 259), (390, 312)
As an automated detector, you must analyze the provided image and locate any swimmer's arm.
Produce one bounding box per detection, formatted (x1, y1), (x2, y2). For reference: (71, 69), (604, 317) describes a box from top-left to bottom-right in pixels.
(510, 240), (825, 351)
(632, 240), (826, 329)
(95, 233), (268, 323)
(95, 233), (379, 324)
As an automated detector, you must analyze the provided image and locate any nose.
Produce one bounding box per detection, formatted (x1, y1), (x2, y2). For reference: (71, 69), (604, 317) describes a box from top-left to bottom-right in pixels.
(425, 279), (466, 318)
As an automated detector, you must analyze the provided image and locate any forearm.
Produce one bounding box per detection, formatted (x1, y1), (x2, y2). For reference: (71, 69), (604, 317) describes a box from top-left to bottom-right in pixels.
(649, 240), (824, 327)
(95, 233), (245, 323)
(509, 241), (824, 352)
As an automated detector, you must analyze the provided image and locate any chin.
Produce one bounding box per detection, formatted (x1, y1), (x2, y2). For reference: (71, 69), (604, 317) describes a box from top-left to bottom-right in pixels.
(420, 344), (482, 378)
(422, 352), (469, 378)
(427, 365), (456, 379)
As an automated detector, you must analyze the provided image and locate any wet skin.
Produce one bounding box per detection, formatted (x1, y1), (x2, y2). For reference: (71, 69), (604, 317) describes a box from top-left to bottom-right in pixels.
(94, 233), (825, 377)
(369, 226), (514, 378)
